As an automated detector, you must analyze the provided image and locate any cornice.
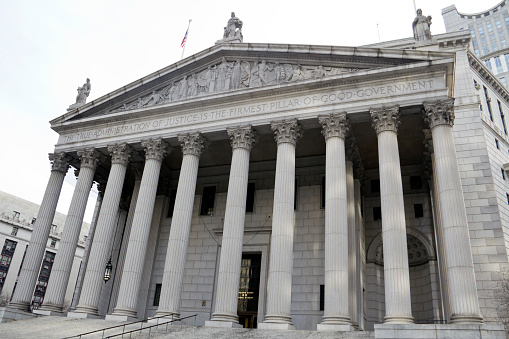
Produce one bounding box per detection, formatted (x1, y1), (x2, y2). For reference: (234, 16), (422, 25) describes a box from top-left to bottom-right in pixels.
(468, 50), (509, 102)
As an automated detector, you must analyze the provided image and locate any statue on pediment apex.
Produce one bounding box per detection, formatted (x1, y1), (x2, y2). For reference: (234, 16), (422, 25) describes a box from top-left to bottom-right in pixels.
(68, 78), (91, 110)
(217, 12), (243, 43)
(413, 9), (432, 42)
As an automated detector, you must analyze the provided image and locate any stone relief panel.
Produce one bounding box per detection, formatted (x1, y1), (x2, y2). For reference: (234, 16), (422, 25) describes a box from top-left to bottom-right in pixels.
(108, 58), (361, 114)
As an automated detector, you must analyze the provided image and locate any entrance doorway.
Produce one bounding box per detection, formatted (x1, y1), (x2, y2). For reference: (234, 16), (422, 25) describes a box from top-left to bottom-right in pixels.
(237, 252), (261, 328)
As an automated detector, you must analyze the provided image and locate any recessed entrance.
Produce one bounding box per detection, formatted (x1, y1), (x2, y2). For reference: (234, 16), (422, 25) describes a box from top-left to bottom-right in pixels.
(237, 252), (261, 328)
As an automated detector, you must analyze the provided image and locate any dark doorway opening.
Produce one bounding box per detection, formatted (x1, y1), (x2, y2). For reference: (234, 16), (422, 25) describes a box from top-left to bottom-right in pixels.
(237, 252), (261, 328)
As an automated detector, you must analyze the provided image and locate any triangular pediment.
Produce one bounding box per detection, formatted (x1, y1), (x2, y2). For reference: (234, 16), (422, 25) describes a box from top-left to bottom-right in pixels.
(50, 43), (455, 128)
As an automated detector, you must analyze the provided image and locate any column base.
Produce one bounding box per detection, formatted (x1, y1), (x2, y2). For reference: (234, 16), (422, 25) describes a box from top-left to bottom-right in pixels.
(317, 324), (354, 331)
(105, 314), (138, 322)
(205, 320), (243, 328)
(72, 304), (99, 317)
(38, 303), (63, 313)
(258, 322), (296, 330)
(7, 301), (31, 312)
(383, 315), (414, 324)
(374, 323), (506, 339)
(450, 314), (484, 324)
(33, 309), (64, 317)
(111, 306), (137, 319)
(67, 311), (103, 319)
(0, 307), (38, 323)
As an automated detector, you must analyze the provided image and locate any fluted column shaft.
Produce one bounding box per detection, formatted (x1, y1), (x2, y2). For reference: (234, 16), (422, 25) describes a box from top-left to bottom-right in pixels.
(371, 107), (413, 324)
(41, 149), (100, 312)
(9, 153), (70, 311)
(424, 100), (483, 324)
(210, 126), (257, 324)
(156, 133), (205, 317)
(74, 143), (132, 316)
(318, 113), (351, 326)
(113, 139), (170, 318)
(262, 119), (301, 326)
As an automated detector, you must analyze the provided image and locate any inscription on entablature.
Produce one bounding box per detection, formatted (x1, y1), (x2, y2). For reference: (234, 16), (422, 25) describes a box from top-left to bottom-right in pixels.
(60, 79), (437, 144)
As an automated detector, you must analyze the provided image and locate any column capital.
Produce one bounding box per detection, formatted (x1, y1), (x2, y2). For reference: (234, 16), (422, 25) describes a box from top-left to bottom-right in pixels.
(141, 138), (171, 162)
(49, 152), (71, 173)
(423, 99), (455, 129)
(271, 119), (302, 146)
(319, 113), (349, 140)
(108, 143), (133, 166)
(370, 106), (400, 134)
(178, 132), (206, 156)
(77, 148), (101, 170)
(227, 125), (258, 151)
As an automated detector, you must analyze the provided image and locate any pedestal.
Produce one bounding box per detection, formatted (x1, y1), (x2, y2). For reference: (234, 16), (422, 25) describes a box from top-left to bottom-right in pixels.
(205, 320), (243, 328)
(374, 323), (505, 339)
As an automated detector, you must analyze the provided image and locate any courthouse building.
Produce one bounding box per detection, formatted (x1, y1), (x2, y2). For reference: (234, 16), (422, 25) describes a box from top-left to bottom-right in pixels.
(3, 9), (508, 338)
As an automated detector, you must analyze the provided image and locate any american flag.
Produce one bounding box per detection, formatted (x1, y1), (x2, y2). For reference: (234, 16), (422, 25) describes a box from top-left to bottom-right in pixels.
(181, 28), (188, 48)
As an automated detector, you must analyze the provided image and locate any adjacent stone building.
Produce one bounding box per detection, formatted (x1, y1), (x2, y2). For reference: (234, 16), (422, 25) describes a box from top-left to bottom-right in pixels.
(2, 10), (508, 338)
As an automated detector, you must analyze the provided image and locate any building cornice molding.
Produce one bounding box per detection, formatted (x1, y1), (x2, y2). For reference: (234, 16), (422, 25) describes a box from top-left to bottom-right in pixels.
(467, 50), (509, 103)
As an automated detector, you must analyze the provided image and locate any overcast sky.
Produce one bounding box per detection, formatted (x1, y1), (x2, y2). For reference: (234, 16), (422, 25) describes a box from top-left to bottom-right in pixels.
(0, 0), (497, 223)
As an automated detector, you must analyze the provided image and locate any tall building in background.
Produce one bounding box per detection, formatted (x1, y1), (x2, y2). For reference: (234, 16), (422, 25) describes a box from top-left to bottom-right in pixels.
(443, 1), (509, 86)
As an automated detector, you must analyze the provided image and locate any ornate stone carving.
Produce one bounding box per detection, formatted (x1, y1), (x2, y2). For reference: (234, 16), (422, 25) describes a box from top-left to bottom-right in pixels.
(107, 60), (361, 115)
(77, 148), (101, 170)
(423, 99), (455, 129)
(68, 78), (91, 111)
(319, 113), (349, 140)
(141, 138), (171, 162)
(107, 143), (133, 166)
(219, 12), (243, 43)
(412, 9), (432, 42)
(227, 126), (258, 151)
(370, 107), (401, 134)
(49, 152), (71, 173)
(374, 234), (429, 267)
(178, 133), (206, 157)
(271, 119), (302, 146)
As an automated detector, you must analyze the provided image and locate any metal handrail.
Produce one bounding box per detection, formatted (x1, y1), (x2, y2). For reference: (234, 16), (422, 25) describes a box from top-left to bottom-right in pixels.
(105, 314), (197, 338)
(62, 313), (197, 339)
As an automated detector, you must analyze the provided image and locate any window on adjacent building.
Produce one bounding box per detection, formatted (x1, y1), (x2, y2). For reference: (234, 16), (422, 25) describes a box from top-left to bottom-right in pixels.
(500, 30), (505, 37)
(501, 77), (507, 87)
(484, 86), (494, 120)
(481, 37), (487, 44)
(471, 29), (476, 38)
(31, 217), (36, 225)
(503, 40), (508, 48)
(495, 56), (503, 73)
(490, 34), (495, 41)
(475, 49), (481, 57)
(12, 211), (20, 221)
(485, 60), (493, 71)
(488, 23), (493, 32)
(166, 188), (177, 218)
(473, 40), (478, 47)
(496, 138), (500, 149)
(246, 182), (256, 213)
(502, 168), (506, 180)
(483, 46), (490, 55)
(50, 224), (57, 232)
(373, 207), (382, 221)
(506, 193), (509, 204)
(498, 100), (508, 134)
(200, 186), (216, 216)
(50, 240), (56, 248)
(153, 284), (162, 306)
(497, 20), (502, 29)
(414, 204), (424, 218)
(506, 17), (509, 27)
(0, 239), (17, 290)
(11, 227), (18, 236)
(493, 43), (499, 52)
(479, 26), (485, 35)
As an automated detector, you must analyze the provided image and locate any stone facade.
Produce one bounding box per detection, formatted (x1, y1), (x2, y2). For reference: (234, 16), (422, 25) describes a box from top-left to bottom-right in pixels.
(3, 14), (509, 338)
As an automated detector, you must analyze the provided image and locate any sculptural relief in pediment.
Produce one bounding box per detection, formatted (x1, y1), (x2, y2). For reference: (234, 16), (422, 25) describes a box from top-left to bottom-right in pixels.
(108, 58), (361, 114)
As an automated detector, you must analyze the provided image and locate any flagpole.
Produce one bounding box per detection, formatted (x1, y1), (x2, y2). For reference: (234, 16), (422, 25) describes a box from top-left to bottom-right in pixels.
(181, 19), (192, 60)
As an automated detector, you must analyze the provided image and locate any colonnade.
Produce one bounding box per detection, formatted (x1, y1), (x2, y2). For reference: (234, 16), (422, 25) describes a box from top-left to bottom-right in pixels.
(8, 99), (483, 329)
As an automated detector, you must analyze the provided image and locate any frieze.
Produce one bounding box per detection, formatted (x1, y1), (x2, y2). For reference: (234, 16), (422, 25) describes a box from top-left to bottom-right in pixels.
(107, 58), (363, 115)
(60, 78), (438, 145)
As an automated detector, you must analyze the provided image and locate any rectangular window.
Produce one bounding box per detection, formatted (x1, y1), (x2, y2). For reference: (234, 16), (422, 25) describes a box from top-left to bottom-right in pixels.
(479, 26), (485, 35)
(483, 46), (490, 55)
(497, 20), (502, 29)
(471, 30), (476, 38)
(502, 168), (506, 180)
(371, 179), (380, 193)
(488, 23), (493, 32)
(485, 60), (493, 71)
(414, 204), (424, 218)
(50, 224), (57, 232)
(11, 227), (18, 236)
(484, 86), (494, 120)
(506, 17), (509, 27)
(321, 176), (325, 209)
(373, 207), (382, 221)
(498, 100), (508, 134)
(475, 49), (481, 57)
(410, 176), (423, 189)
(495, 56), (503, 73)
(50, 240), (56, 248)
(31, 218), (36, 225)
(501, 77), (507, 87)
(500, 30), (505, 37)
(245, 182), (255, 213)
(493, 43), (499, 52)
(503, 40), (508, 48)
(505, 54), (509, 67)
(473, 40), (478, 47)
(490, 34), (495, 40)
(481, 37), (487, 44)
(496, 138), (500, 149)
(506, 193), (509, 204)
(12, 211), (20, 221)
(153, 284), (162, 306)
(320, 285), (325, 311)
(167, 189), (177, 218)
(200, 186), (216, 216)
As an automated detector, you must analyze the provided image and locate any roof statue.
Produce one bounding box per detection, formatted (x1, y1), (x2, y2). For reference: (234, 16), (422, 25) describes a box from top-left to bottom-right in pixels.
(216, 12), (243, 44)
(412, 9), (432, 42)
(68, 78), (91, 111)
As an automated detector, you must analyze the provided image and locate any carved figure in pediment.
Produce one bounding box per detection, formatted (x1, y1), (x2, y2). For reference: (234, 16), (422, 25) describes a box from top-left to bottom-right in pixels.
(413, 9), (432, 41)
(145, 91), (161, 106)
(179, 76), (188, 99)
(293, 65), (305, 81)
(230, 60), (242, 90)
(240, 61), (251, 88)
(249, 62), (262, 88)
(76, 78), (91, 104)
(188, 74), (198, 97)
(216, 57), (232, 91)
(314, 65), (326, 78)
(258, 60), (270, 86)
(169, 82), (179, 102)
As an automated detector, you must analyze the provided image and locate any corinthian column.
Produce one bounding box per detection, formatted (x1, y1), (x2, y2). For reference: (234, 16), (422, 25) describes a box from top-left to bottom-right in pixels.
(259, 119), (302, 331)
(110, 138), (170, 320)
(9, 153), (70, 311)
(156, 133), (205, 317)
(317, 113), (352, 331)
(71, 143), (132, 318)
(370, 107), (413, 324)
(39, 149), (100, 314)
(423, 99), (483, 324)
(207, 126), (257, 327)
